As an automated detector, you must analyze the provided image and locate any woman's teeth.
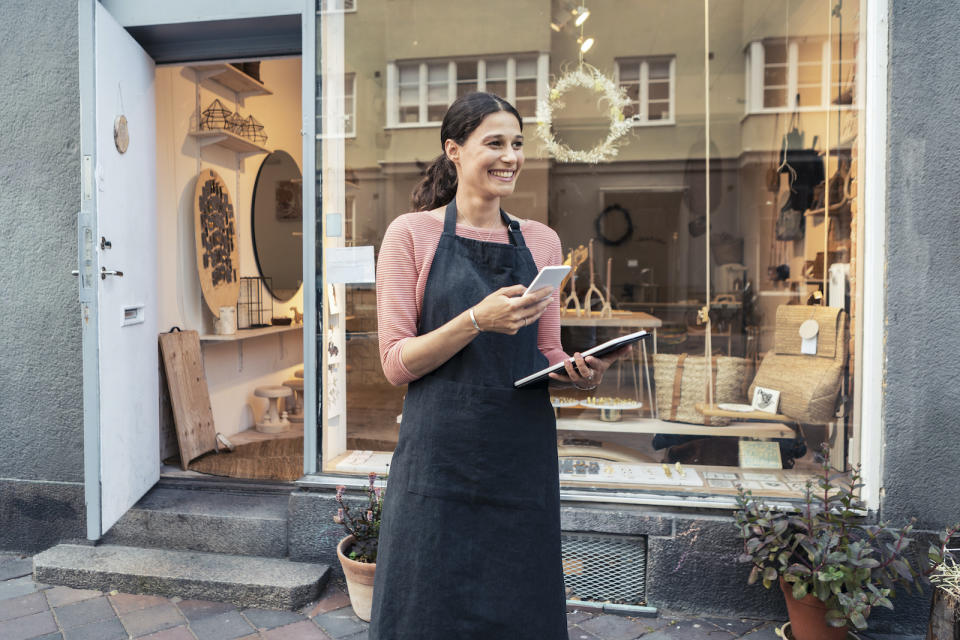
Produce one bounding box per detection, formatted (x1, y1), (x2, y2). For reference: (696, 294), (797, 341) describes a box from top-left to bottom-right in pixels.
(490, 170), (514, 180)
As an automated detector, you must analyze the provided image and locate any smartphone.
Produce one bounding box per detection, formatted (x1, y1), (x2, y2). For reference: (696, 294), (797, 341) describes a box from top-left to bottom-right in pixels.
(522, 265), (571, 297)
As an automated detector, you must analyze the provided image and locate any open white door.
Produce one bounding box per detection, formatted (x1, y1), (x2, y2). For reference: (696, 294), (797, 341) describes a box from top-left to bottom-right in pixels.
(78, 1), (159, 539)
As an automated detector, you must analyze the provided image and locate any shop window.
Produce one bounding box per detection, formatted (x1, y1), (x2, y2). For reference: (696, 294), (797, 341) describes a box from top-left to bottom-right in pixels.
(615, 57), (676, 125)
(317, 0), (869, 505)
(388, 54), (547, 127)
(317, 72), (356, 138)
(747, 36), (858, 113)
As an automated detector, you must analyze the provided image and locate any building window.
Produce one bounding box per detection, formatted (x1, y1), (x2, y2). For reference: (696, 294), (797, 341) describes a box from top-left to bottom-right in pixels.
(388, 53), (548, 127)
(615, 57), (676, 125)
(747, 37), (858, 113)
(317, 72), (356, 138)
(318, 0), (356, 13)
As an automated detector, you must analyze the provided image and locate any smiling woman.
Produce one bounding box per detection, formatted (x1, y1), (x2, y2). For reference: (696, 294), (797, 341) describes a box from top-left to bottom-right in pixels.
(368, 92), (629, 638)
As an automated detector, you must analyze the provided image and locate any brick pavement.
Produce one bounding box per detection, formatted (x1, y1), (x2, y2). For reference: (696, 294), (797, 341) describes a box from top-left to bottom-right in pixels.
(0, 552), (920, 640)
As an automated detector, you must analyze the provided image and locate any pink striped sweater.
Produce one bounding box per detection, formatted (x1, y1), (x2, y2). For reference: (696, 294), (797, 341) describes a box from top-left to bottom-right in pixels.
(376, 210), (567, 386)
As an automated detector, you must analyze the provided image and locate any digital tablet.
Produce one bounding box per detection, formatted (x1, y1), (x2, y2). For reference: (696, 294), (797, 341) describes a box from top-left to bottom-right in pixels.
(514, 330), (651, 388)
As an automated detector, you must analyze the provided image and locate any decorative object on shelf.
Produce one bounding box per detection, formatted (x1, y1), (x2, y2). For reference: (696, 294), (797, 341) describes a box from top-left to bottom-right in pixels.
(230, 61), (261, 83)
(333, 473), (386, 621)
(113, 115), (129, 153)
(193, 169), (240, 318)
(594, 204), (633, 246)
(253, 385), (292, 434)
(289, 306), (303, 325)
(226, 110), (245, 134)
(561, 245), (588, 316)
(750, 386), (780, 414)
(735, 457), (959, 637)
(282, 378), (304, 423)
(271, 316), (292, 326)
(199, 99), (233, 131)
(214, 306), (236, 335)
(653, 353), (751, 425)
(237, 276), (272, 329)
(536, 63), (632, 163)
(241, 114), (267, 144)
(582, 239), (610, 317)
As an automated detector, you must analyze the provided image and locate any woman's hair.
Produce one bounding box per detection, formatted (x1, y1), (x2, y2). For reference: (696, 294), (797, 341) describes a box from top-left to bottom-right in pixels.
(411, 92), (523, 212)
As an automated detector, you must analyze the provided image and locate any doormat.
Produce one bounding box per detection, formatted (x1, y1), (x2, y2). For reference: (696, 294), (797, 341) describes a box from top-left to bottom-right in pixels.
(178, 437), (303, 482)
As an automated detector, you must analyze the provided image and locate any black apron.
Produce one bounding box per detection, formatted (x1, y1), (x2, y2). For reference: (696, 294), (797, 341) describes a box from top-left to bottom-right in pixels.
(369, 201), (568, 639)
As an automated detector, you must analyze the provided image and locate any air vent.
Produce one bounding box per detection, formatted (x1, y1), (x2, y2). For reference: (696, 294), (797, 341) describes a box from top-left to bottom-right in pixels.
(561, 532), (646, 605)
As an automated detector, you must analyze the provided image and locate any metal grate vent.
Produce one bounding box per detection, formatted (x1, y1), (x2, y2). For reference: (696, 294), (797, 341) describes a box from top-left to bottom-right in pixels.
(561, 533), (647, 605)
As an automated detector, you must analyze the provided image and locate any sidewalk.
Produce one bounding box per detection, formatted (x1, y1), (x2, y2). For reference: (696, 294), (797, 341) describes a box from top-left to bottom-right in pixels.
(0, 552), (921, 640)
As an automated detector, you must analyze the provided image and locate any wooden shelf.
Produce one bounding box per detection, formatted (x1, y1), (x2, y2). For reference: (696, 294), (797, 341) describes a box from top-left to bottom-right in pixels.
(695, 403), (792, 423)
(560, 311), (662, 328)
(199, 324), (302, 342)
(190, 63), (272, 98)
(189, 129), (270, 155)
(556, 416), (795, 439)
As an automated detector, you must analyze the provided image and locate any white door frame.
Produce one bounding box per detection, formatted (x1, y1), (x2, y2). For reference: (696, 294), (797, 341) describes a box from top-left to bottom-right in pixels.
(78, 0), (319, 539)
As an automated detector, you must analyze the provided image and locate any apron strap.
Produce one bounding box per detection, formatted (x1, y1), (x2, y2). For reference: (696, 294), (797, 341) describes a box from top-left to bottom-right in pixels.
(442, 200), (524, 248)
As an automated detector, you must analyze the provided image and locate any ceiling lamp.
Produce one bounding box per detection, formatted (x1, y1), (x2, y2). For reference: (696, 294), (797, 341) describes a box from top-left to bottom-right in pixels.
(579, 37), (595, 53)
(574, 7), (591, 27)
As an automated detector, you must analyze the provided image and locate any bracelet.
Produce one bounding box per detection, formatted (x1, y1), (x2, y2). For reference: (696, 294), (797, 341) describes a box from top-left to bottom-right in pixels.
(469, 307), (483, 332)
(574, 382), (598, 391)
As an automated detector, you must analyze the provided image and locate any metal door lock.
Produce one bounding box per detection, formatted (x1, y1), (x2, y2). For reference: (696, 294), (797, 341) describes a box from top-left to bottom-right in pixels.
(101, 267), (123, 279)
(100, 237), (112, 250)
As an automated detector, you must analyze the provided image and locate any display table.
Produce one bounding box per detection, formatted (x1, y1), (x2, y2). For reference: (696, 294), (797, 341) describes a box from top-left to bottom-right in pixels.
(560, 310), (662, 416)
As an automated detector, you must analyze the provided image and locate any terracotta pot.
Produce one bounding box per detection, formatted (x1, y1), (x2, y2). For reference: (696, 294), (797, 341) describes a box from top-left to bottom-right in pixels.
(337, 535), (376, 622)
(779, 577), (849, 640)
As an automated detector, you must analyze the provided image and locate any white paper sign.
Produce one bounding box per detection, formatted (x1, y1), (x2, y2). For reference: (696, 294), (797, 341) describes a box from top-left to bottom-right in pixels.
(325, 246), (375, 284)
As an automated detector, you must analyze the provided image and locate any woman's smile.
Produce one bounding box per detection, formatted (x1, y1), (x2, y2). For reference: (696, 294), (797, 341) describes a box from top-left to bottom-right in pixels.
(488, 169), (516, 182)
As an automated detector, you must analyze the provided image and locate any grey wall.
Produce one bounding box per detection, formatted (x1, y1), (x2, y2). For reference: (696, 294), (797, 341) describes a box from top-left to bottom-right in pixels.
(882, 0), (960, 529)
(0, 0), (85, 549)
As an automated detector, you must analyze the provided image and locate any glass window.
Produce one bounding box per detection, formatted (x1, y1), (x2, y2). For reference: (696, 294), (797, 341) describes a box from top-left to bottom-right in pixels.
(318, 0), (868, 503)
(317, 72), (356, 137)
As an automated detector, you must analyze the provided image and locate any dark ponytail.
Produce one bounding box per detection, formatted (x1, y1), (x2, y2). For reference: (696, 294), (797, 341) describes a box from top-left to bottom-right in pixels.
(411, 92), (523, 211)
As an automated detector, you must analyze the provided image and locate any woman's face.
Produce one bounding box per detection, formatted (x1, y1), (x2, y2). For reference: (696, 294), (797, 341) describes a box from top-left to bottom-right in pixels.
(446, 110), (524, 201)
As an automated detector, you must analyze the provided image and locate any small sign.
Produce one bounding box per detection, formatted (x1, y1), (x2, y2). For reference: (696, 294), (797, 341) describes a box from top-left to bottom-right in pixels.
(325, 245), (375, 284)
(738, 441), (782, 469)
(751, 386), (781, 414)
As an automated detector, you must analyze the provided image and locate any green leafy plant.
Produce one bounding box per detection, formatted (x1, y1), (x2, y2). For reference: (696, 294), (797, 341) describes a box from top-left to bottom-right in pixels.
(333, 471), (386, 563)
(734, 458), (958, 631)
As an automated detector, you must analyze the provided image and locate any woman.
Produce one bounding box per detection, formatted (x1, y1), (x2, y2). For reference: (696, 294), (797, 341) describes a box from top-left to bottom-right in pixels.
(371, 92), (628, 639)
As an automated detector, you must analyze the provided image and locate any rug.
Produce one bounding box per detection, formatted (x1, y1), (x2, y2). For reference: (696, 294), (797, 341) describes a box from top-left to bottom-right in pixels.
(185, 437), (304, 482)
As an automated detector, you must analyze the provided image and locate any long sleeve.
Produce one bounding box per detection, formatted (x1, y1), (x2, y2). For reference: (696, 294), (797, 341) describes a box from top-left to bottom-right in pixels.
(534, 229), (568, 366)
(376, 217), (421, 386)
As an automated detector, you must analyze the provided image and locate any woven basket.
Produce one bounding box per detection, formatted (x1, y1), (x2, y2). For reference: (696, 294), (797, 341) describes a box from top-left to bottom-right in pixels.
(654, 354), (752, 425)
(750, 306), (848, 424)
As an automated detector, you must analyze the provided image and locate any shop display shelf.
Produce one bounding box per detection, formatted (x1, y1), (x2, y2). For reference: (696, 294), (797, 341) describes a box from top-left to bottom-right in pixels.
(190, 62), (273, 98)
(189, 128), (271, 155)
(555, 416), (795, 439)
(199, 324), (302, 342)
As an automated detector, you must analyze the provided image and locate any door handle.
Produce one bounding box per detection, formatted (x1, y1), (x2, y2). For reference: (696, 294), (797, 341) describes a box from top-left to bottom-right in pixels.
(101, 267), (124, 279)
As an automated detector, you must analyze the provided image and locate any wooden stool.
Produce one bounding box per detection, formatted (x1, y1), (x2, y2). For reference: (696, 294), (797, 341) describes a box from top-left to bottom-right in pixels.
(294, 368), (304, 379)
(254, 385), (292, 433)
(283, 378), (304, 423)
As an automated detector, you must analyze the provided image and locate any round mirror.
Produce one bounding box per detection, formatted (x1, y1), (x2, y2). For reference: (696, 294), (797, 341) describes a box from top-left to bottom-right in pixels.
(252, 150), (303, 302)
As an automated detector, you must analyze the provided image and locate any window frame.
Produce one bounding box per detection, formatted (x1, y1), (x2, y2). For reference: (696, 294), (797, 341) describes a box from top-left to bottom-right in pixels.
(746, 37), (858, 114)
(614, 56), (677, 127)
(386, 52), (549, 128)
(318, 0), (357, 14)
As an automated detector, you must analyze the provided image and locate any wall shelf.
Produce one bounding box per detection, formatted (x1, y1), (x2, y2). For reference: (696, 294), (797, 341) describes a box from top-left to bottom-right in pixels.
(188, 129), (270, 156)
(190, 63), (273, 98)
(556, 416), (795, 439)
(199, 324), (302, 343)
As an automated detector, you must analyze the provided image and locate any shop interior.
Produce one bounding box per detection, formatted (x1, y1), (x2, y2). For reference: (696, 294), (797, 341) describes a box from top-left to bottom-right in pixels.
(155, 56), (308, 482)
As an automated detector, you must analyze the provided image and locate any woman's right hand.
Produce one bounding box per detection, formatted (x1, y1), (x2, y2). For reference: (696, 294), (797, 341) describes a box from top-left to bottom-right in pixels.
(472, 284), (554, 335)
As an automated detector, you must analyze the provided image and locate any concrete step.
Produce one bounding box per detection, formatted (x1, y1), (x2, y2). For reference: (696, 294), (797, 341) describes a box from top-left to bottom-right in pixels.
(33, 544), (330, 610)
(102, 486), (289, 558)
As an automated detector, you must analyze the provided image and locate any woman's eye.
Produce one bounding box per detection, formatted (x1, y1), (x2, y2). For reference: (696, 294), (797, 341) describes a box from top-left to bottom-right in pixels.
(513, 141), (524, 149)
(488, 141), (501, 147)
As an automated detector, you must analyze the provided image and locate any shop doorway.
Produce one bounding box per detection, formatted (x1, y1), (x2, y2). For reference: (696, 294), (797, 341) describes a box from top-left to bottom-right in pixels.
(77, 0), (315, 540)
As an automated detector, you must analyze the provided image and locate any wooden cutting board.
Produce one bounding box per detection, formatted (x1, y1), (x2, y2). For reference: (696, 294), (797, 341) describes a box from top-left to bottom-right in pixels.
(159, 330), (217, 469)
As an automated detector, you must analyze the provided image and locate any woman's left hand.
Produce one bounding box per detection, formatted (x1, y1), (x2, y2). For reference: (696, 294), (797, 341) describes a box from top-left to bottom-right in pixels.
(548, 345), (632, 389)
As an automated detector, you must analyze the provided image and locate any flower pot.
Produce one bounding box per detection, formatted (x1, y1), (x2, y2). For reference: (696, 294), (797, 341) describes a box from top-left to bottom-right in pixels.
(927, 588), (960, 640)
(336, 535), (376, 622)
(779, 577), (849, 640)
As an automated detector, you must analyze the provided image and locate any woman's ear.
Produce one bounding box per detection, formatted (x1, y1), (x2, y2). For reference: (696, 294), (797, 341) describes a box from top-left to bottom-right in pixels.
(444, 139), (460, 165)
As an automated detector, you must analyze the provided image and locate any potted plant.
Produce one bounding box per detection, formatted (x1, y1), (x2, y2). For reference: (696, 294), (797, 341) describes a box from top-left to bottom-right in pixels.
(333, 471), (385, 622)
(734, 458), (957, 640)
